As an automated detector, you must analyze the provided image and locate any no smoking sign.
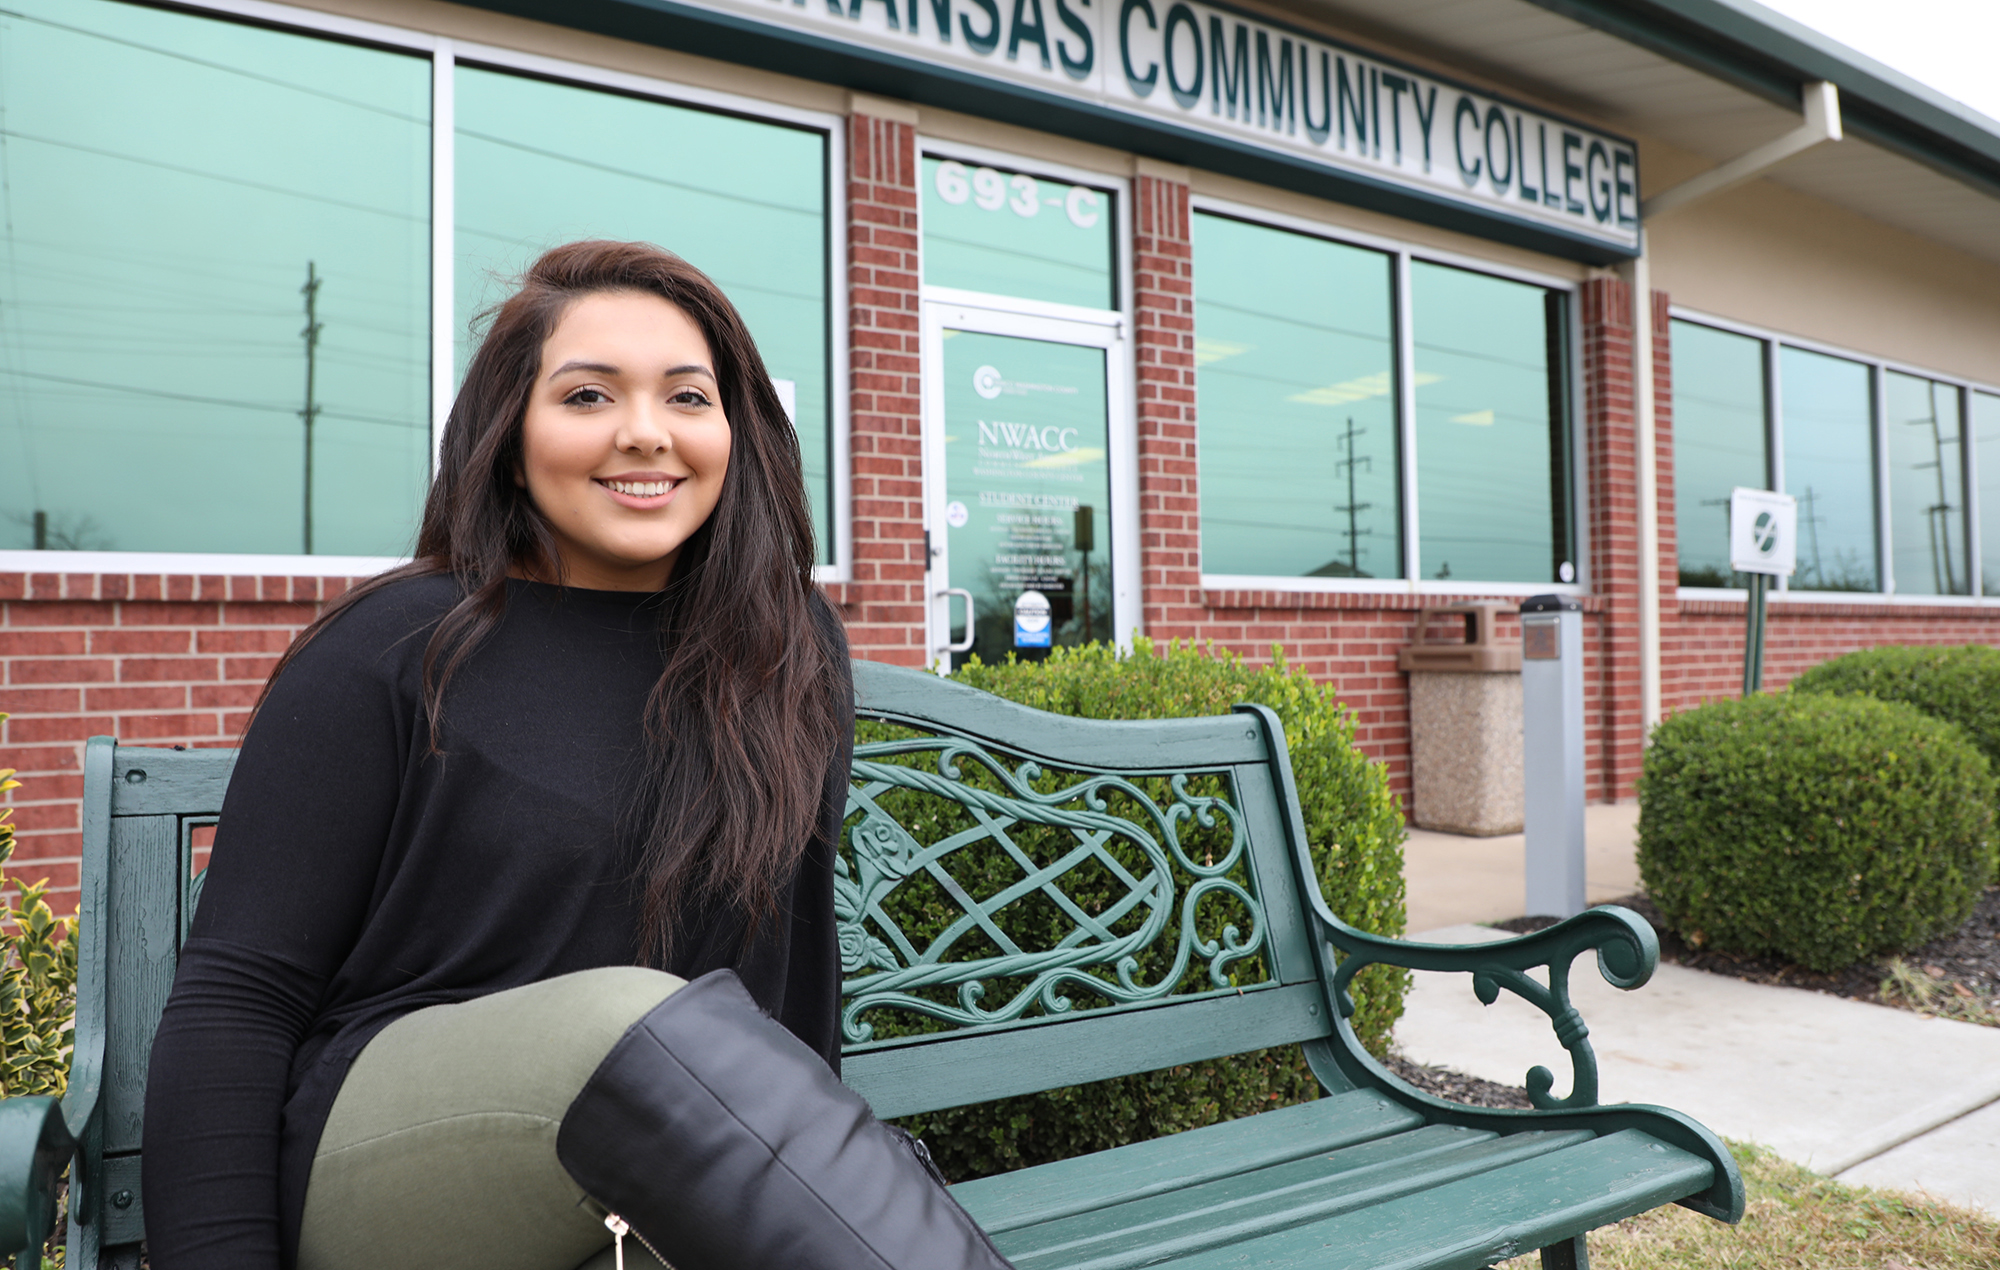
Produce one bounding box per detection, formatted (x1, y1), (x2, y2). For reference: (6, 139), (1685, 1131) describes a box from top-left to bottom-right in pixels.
(1729, 488), (1798, 577)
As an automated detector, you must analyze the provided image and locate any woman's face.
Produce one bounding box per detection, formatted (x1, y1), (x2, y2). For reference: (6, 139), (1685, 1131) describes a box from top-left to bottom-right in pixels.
(518, 290), (732, 591)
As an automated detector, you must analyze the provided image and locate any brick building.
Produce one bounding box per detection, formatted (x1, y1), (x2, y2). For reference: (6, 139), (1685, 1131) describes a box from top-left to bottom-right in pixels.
(5, 0), (2000, 909)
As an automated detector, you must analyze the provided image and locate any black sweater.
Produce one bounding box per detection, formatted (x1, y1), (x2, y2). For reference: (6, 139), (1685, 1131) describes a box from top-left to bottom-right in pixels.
(142, 575), (853, 1269)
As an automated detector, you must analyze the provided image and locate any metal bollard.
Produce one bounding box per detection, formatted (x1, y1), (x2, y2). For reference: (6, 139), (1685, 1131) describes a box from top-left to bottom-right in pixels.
(1520, 594), (1585, 918)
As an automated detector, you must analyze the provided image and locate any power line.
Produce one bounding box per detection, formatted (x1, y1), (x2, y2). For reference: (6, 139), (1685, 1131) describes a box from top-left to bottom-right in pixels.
(0, 366), (422, 428)
(0, 130), (424, 224)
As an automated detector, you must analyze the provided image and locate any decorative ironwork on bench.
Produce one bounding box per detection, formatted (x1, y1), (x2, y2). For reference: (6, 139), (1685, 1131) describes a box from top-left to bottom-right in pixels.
(838, 735), (1266, 1046)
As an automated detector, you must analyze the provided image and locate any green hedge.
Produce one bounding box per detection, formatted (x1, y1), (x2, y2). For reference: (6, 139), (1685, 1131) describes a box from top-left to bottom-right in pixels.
(1790, 644), (2000, 794)
(1638, 692), (1995, 973)
(883, 640), (1408, 1180)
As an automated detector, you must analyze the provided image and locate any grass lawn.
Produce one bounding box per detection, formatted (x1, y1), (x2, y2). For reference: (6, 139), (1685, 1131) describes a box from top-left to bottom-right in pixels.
(1501, 1141), (2000, 1269)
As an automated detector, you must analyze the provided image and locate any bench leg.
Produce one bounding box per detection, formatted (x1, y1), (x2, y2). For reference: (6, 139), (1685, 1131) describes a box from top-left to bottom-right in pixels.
(1538, 1235), (1589, 1270)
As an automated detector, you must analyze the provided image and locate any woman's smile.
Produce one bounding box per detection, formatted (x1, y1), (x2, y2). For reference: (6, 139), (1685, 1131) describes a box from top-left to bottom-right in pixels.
(596, 472), (685, 505)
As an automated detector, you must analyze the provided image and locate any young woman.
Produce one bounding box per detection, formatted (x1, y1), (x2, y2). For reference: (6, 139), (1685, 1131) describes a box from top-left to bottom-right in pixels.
(143, 241), (1011, 1270)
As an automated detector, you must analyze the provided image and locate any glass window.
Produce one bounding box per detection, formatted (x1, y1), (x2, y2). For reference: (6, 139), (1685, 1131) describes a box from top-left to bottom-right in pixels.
(922, 157), (1115, 309)
(1883, 371), (1968, 596)
(455, 68), (833, 560)
(1193, 214), (1400, 579)
(1411, 262), (1571, 584)
(0, 0), (430, 556)
(1670, 321), (1767, 588)
(1780, 347), (1878, 592)
(1976, 392), (2000, 596)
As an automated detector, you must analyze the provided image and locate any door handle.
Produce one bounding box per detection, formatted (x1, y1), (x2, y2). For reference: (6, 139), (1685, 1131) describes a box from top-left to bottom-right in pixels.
(936, 588), (975, 653)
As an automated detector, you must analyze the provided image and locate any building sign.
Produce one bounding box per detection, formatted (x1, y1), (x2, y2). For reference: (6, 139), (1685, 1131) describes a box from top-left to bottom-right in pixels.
(684, 0), (1640, 254)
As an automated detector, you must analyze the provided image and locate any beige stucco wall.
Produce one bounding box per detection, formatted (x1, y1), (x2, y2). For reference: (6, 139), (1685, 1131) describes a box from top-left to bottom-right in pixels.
(1641, 140), (2000, 386)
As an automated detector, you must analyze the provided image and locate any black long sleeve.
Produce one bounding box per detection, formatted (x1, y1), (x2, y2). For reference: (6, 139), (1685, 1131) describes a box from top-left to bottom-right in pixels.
(142, 577), (852, 1270)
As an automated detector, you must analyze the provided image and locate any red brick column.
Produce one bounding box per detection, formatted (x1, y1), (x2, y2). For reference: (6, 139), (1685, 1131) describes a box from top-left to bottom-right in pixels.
(1132, 166), (1203, 638)
(1579, 276), (1644, 800)
(1580, 277), (1682, 799)
(0, 573), (353, 911)
(832, 102), (927, 665)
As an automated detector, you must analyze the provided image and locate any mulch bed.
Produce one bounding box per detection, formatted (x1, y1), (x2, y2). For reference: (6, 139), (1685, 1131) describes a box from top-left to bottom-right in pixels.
(1382, 1053), (1532, 1109)
(1492, 884), (2000, 1017)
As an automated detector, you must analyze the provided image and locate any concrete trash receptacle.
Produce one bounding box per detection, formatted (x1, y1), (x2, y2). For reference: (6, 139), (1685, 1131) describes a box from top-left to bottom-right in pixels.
(1397, 603), (1523, 836)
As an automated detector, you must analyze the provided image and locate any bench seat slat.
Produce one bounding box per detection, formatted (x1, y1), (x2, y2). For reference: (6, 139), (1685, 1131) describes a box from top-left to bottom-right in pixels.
(1157, 1128), (1714, 1270)
(954, 1093), (1420, 1235)
(997, 1124), (1597, 1270)
(844, 982), (1330, 1119)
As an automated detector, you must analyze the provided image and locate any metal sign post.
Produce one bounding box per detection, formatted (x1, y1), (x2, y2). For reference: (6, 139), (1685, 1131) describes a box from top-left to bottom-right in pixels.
(1521, 594), (1586, 918)
(1728, 489), (1798, 695)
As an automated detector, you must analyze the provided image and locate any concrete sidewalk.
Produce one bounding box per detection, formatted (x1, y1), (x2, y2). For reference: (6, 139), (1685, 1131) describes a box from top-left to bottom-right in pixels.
(1392, 810), (2000, 1217)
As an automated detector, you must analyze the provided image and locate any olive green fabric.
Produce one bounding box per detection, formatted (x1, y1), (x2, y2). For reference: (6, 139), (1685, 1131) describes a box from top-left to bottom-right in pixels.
(297, 966), (684, 1270)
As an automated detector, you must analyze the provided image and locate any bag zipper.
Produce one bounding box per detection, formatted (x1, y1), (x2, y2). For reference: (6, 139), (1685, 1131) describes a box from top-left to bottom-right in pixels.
(604, 1211), (674, 1269)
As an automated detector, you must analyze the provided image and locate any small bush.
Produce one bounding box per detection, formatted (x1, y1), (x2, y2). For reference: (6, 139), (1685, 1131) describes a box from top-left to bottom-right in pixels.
(886, 640), (1408, 1179)
(0, 727), (78, 1099)
(1639, 693), (1995, 972)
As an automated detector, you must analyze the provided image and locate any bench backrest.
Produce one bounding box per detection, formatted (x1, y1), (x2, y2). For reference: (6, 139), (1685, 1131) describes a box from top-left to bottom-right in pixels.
(839, 661), (1336, 1117)
(66, 659), (1340, 1257)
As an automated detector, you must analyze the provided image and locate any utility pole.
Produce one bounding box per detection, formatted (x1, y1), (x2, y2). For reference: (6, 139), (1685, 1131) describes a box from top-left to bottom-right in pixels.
(300, 261), (323, 555)
(1332, 416), (1372, 576)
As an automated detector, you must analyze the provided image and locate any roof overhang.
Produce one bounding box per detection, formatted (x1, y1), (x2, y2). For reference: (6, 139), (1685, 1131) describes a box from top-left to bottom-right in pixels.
(1273, 0), (2000, 264)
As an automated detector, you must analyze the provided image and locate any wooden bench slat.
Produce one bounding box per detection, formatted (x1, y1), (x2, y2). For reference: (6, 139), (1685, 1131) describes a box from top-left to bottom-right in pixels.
(102, 815), (180, 1154)
(1158, 1129), (1715, 1270)
(954, 1093), (1424, 1234)
(843, 981), (1332, 1119)
(98, 1155), (143, 1247)
(995, 1124), (1598, 1270)
(109, 749), (235, 818)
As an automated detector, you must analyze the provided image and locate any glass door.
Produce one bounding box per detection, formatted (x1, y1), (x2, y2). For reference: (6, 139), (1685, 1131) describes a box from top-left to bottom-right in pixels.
(924, 301), (1129, 669)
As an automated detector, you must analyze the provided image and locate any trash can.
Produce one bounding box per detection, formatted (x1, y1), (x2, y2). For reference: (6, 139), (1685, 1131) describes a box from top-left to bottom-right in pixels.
(1397, 602), (1523, 835)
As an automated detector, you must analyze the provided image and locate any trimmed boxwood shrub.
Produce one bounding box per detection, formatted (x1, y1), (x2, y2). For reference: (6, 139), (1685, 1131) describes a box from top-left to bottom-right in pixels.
(1791, 645), (2000, 829)
(1638, 692), (1995, 973)
(879, 640), (1408, 1179)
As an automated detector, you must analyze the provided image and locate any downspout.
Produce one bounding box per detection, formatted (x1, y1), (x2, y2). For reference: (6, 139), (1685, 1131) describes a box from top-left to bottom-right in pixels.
(1626, 81), (1842, 736)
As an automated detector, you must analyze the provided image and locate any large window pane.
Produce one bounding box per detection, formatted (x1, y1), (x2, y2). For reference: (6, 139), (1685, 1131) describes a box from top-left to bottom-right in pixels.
(1780, 347), (1878, 591)
(1976, 392), (2000, 596)
(1194, 215), (1399, 579)
(455, 69), (833, 561)
(0, 0), (430, 555)
(1411, 263), (1570, 584)
(1884, 371), (1967, 596)
(1670, 321), (1767, 587)
(922, 157), (1115, 309)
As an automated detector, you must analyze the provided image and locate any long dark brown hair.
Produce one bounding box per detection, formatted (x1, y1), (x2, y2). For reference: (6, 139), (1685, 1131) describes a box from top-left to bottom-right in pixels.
(266, 240), (844, 962)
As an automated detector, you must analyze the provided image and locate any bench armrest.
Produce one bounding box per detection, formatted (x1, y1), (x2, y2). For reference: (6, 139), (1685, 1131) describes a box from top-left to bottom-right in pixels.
(1318, 906), (1658, 1110)
(0, 1096), (76, 1261)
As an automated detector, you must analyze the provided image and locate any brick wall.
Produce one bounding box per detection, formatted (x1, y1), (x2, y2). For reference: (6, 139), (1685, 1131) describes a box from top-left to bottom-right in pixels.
(1666, 600), (2000, 706)
(827, 106), (927, 664)
(1132, 170), (1203, 638)
(0, 573), (352, 911)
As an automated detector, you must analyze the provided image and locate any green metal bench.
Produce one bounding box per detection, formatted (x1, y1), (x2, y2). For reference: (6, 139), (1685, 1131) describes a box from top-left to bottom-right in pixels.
(0, 658), (1740, 1269)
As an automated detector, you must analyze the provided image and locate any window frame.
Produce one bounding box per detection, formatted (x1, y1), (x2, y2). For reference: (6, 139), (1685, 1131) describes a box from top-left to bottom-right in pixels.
(1670, 306), (2000, 606)
(1190, 194), (1587, 598)
(0, 0), (852, 581)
